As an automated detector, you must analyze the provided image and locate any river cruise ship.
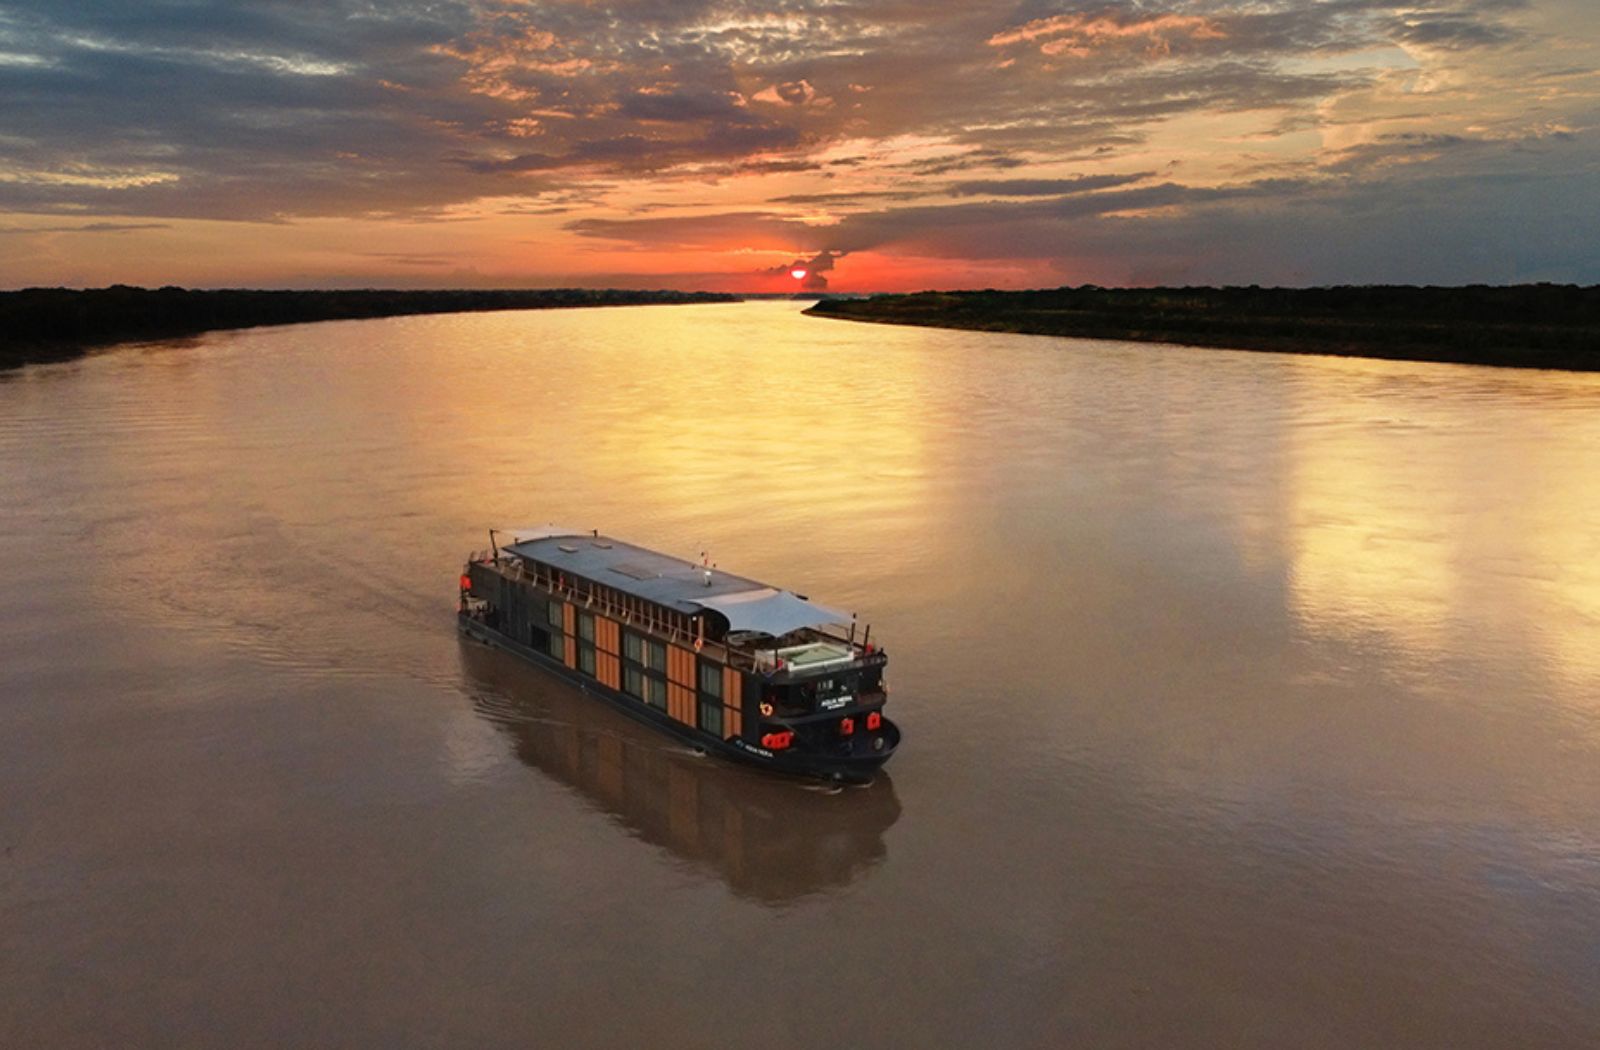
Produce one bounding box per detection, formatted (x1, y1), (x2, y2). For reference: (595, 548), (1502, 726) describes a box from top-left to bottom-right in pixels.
(458, 526), (900, 782)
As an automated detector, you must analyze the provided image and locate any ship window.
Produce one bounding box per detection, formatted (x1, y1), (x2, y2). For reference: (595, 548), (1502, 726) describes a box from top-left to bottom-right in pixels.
(699, 698), (723, 737)
(578, 645), (595, 676)
(625, 667), (644, 698)
(547, 600), (564, 629)
(699, 663), (721, 698)
(624, 632), (642, 664)
(645, 676), (667, 709)
(578, 612), (595, 642)
(644, 639), (666, 672)
(546, 633), (563, 660)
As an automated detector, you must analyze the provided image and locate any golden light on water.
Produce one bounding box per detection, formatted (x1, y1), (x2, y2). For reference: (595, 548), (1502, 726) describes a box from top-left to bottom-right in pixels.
(1284, 358), (1600, 699)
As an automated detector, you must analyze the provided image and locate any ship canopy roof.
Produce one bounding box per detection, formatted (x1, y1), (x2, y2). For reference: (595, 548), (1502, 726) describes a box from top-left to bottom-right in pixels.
(498, 528), (851, 637)
(687, 588), (850, 636)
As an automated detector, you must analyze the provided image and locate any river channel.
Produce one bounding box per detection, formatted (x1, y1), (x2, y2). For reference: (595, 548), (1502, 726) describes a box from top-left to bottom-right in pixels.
(3, 300), (1599, 1047)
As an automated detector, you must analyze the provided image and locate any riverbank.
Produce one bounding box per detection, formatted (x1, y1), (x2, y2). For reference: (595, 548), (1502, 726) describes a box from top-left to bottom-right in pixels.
(0, 286), (739, 371)
(804, 286), (1600, 371)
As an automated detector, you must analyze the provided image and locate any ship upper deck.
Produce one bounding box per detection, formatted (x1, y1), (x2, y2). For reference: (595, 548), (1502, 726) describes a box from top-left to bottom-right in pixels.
(496, 527), (852, 639)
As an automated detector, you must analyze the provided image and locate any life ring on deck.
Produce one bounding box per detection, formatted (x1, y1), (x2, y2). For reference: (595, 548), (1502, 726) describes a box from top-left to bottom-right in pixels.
(759, 701), (774, 718)
(693, 637), (703, 652)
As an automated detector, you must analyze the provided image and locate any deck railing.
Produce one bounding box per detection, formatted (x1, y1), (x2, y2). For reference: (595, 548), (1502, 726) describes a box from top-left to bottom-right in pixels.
(473, 554), (881, 675)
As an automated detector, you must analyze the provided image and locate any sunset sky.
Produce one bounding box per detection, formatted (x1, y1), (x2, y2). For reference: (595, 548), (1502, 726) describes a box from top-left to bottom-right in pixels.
(2, 0), (1597, 291)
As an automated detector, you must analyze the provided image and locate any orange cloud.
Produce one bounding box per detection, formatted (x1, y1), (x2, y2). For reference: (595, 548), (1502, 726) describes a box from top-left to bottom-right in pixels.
(988, 11), (1227, 60)
(431, 26), (598, 101)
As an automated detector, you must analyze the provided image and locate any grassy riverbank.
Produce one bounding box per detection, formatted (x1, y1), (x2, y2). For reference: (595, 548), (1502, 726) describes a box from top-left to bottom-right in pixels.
(805, 286), (1600, 371)
(1, 286), (739, 371)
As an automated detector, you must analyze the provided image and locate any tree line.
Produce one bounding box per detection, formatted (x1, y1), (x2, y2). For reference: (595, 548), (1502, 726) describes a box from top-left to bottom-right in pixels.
(806, 285), (1600, 371)
(1, 286), (739, 370)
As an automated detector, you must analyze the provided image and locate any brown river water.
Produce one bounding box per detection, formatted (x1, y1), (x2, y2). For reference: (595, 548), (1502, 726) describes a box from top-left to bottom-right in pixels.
(3, 300), (1600, 1048)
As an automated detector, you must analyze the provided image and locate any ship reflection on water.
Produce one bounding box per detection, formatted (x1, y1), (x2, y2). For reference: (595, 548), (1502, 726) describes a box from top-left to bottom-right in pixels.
(456, 639), (902, 903)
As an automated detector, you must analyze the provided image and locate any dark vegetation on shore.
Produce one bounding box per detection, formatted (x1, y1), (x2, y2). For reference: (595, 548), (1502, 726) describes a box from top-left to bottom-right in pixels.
(1, 286), (739, 370)
(805, 285), (1600, 371)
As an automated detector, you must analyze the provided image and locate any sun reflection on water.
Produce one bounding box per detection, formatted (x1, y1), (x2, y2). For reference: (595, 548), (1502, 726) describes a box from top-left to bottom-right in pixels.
(1284, 356), (1600, 698)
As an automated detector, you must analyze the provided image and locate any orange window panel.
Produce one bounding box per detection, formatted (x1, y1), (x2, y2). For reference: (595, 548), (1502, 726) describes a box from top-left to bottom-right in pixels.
(669, 682), (696, 724)
(668, 645), (695, 687)
(722, 667), (744, 738)
(597, 652), (620, 690)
